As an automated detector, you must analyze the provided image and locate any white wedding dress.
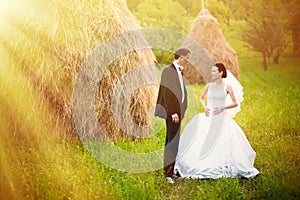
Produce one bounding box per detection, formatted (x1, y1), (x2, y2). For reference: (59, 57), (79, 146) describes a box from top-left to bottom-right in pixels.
(174, 81), (259, 179)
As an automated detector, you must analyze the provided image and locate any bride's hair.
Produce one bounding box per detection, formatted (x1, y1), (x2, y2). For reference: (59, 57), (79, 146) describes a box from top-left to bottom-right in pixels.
(215, 62), (227, 78)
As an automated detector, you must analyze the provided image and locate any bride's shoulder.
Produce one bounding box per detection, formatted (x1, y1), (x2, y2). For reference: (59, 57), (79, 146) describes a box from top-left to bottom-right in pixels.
(205, 82), (212, 88)
(225, 83), (233, 90)
(224, 83), (234, 94)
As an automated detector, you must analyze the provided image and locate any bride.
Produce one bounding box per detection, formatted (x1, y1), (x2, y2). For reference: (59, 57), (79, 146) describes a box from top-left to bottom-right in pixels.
(174, 62), (259, 179)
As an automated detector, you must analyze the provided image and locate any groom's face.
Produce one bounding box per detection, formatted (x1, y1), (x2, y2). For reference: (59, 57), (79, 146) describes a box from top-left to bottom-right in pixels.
(178, 53), (191, 67)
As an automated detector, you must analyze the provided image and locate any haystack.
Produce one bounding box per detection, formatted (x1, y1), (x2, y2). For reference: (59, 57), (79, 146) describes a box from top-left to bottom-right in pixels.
(182, 9), (240, 84)
(19, 0), (158, 140)
(69, 0), (158, 140)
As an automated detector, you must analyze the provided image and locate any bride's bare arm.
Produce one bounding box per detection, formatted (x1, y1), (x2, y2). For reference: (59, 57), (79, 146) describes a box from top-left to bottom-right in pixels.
(225, 84), (238, 109)
(200, 84), (210, 116)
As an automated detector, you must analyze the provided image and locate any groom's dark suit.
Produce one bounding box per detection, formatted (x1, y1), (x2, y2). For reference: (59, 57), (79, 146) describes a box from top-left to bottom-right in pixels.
(155, 63), (188, 177)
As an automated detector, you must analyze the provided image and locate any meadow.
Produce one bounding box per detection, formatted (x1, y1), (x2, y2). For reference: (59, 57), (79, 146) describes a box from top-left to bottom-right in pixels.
(1, 10), (299, 200)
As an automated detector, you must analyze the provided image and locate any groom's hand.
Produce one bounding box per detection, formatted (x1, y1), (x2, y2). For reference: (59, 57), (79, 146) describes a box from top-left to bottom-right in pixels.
(171, 113), (180, 124)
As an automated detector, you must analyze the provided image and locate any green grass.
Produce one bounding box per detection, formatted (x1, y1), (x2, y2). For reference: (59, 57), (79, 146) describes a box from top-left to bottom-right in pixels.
(5, 55), (297, 200)
(108, 58), (300, 199)
(1, 17), (300, 199)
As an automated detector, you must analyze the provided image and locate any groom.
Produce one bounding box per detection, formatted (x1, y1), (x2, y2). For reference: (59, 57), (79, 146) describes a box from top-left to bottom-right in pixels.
(155, 47), (191, 183)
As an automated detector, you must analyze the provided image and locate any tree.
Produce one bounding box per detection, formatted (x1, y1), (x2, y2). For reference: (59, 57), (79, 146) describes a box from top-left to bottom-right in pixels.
(170, 0), (232, 23)
(221, 0), (252, 21)
(171, 0), (201, 18)
(126, 0), (143, 11)
(282, 0), (300, 57)
(132, 0), (190, 31)
(242, 0), (287, 70)
(129, 0), (192, 64)
(206, 0), (232, 25)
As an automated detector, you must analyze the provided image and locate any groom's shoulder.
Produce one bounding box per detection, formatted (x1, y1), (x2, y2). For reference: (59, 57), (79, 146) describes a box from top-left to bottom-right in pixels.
(163, 63), (175, 72)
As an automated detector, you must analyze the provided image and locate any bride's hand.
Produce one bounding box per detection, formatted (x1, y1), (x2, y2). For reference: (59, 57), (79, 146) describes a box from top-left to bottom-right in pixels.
(213, 107), (224, 115)
(204, 107), (210, 117)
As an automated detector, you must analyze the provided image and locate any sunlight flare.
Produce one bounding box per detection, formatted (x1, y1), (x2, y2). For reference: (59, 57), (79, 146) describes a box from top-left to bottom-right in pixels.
(0, 0), (20, 15)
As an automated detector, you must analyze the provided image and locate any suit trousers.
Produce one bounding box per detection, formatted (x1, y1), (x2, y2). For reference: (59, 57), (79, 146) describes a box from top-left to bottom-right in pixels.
(164, 119), (181, 177)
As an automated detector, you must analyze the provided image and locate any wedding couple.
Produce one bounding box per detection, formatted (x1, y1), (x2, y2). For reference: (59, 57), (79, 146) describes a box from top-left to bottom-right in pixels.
(155, 47), (259, 184)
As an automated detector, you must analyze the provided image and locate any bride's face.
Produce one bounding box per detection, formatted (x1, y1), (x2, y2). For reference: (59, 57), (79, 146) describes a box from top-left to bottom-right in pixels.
(211, 66), (221, 80)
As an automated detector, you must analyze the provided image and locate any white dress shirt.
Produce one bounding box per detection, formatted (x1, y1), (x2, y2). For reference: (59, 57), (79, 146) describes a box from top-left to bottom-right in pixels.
(173, 61), (185, 103)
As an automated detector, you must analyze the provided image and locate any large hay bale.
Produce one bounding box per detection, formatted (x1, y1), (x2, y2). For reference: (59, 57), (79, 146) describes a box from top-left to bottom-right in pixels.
(11, 0), (158, 140)
(182, 9), (240, 84)
(59, 0), (158, 140)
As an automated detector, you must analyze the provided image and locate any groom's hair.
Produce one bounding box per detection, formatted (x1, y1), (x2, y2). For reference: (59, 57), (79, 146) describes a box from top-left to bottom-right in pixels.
(174, 47), (191, 59)
(215, 62), (227, 78)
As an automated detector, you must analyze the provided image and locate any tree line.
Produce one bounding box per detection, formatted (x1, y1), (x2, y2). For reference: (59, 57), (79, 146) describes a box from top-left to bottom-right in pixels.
(127, 0), (300, 70)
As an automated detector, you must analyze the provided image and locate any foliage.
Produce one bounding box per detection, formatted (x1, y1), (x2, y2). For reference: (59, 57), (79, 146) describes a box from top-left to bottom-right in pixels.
(282, 0), (300, 56)
(174, 0), (202, 18)
(206, 0), (232, 25)
(128, 0), (299, 68)
(132, 0), (190, 32)
(128, 0), (201, 18)
(221, 0), (252, 21)
(130, 0), (193, 64)
(242, 0), (287, 70)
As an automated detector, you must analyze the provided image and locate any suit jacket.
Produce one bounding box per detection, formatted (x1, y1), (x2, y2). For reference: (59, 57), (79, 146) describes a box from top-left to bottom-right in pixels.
(155, 63), (188, 120)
